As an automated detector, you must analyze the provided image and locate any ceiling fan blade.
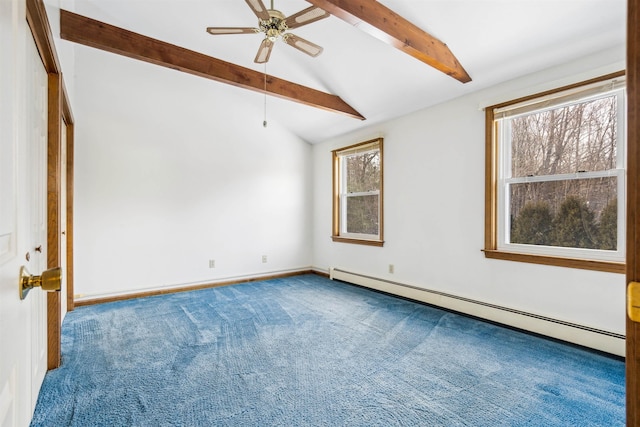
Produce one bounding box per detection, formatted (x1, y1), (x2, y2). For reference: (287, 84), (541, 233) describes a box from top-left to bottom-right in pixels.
(206, 27), (259, 35)
(282, 33), (323, 58)
(244, 0), (270, 21)
(254, 38), (274, 63)
(284, 6), (329, 29)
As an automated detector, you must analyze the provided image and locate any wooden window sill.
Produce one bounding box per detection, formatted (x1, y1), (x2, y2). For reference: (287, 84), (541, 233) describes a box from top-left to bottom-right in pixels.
(332, 236), (384, 247)
(483, 249), (625, 274)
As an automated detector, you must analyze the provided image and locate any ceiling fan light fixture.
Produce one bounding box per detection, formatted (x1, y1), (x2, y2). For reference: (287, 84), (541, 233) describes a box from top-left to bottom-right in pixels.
(206, 0), (328, 63)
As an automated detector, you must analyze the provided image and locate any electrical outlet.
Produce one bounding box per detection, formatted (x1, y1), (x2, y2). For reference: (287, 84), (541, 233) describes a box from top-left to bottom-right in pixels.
(209, 259), (215, 268)
(388, 264), (394, 274)
(262, 255), (267, 263)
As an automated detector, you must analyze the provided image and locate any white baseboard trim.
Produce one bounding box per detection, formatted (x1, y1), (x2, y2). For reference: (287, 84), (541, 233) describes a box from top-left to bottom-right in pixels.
(329, 267), (625, 357)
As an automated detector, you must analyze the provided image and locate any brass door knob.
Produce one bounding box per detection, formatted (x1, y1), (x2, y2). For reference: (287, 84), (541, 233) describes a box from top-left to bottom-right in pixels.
(629, 282), (640, 323)
(19, 266), (62, 300)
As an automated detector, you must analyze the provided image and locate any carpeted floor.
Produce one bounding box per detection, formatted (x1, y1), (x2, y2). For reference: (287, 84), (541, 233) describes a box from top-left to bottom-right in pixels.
(31, 274), (625, 426)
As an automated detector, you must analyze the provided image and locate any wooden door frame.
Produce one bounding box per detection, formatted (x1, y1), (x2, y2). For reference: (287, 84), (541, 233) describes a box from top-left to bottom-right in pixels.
(27, 0), (75, 370)
(627, 0), (639, 425)
(64, 104), (75, 314)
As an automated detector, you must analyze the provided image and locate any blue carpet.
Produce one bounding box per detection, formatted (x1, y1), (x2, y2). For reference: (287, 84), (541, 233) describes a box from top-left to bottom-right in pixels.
(31, 274), (624, 426)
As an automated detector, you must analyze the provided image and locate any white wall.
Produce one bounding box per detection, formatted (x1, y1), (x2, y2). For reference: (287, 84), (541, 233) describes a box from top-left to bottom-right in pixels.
(68, 27), (626, 335)
(45, 0), (75, 107)
(72, 47), (313, 298)
(312, 48), (627, 335)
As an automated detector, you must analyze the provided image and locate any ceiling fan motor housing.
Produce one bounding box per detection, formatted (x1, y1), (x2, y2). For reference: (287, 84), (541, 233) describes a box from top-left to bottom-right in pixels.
(206, 0), (328, 63)
(261, 9), (287, 41)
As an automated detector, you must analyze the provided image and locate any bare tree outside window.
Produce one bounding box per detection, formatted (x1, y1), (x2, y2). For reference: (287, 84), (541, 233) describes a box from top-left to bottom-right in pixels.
(510, 96), (617, 177)
(332, 138), (384, 245)
(485, 73), (625, 270)
(507, 94), (619, 250)
(345, 151), (380, 235)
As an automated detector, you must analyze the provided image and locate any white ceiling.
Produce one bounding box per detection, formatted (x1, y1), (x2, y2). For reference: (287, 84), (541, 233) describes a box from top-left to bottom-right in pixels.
(62, 0), (626, 144)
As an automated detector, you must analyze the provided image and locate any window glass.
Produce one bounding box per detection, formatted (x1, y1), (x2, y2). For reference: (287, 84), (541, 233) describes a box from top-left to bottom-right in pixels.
(508, 177), (617, 249)
(509, 95), (618, 177)
(485, 74), (625, 270)
(332, 139), (383, 245)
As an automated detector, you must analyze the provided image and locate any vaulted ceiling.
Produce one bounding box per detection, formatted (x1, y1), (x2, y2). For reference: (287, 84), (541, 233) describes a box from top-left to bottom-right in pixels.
(56, 0), (626, 144)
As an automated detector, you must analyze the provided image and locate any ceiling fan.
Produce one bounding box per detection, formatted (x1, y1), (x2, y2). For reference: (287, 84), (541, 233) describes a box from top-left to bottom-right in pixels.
(206, 0), (330, 63)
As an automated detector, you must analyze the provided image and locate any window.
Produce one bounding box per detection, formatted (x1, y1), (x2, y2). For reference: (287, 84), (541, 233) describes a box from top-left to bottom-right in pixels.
(484, 72), (626, 272)
(332, 138), (384, 246)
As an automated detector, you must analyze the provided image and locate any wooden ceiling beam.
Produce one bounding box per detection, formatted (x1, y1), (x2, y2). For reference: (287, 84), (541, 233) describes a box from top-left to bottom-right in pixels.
(306, 0), (471, 83)
(59, 10), (365, 120)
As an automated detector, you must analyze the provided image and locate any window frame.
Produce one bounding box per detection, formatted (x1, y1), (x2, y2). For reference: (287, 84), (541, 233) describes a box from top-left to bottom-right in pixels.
(332, 138), (384, 246)
(484, 72), (626, 273)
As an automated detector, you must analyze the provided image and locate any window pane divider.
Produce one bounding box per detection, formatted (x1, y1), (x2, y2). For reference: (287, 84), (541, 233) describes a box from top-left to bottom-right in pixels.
(344, 190), (379, 197)
(485, 72), (626, 272)
(506, 169), (621, 184)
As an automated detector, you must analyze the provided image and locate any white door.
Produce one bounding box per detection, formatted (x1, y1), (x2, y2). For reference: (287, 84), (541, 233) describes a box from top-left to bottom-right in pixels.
(26, 17), (49, 408)
(0, 0), (50, 425)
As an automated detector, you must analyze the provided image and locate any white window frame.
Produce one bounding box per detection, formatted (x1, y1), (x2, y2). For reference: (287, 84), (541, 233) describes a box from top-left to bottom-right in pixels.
(485, 73), (626, 272)
(332, 138), (384, 246)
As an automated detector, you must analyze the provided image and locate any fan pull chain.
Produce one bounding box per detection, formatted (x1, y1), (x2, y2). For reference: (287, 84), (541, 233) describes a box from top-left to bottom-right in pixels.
(263, 63), (268, 128)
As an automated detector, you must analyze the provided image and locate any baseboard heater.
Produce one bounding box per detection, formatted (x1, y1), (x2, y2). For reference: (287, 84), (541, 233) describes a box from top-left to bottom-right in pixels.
(329, 268), (625, 357)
